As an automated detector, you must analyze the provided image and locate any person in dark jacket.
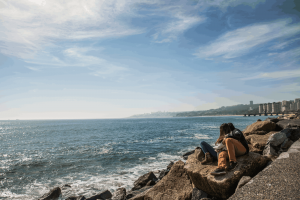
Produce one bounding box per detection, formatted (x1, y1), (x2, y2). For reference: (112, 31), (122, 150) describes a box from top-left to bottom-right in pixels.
(211, 123), (249, 176)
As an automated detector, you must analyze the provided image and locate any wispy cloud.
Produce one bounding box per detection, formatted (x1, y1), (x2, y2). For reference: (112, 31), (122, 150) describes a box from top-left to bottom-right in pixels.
(194, 19), (300, 59)
(242, 68), (300, 80)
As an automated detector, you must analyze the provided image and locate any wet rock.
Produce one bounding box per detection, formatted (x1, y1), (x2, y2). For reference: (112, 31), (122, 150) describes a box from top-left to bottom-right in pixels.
(144, 160), (193, 200)
(167, 161), (174, 170)
(86, 190), (112, 200)
(191, 187), (208, 200)
(126, 186), (152, 199)
(65, 196), (86, 200)
(132, 172), (158, 191)
(277, 119), (300, 129)
(243, 121), (276, 136)
(112, 187), (126, 200)
(38, 187), (61, 200)
(184, 152), (269, 199)
(235, 176), (251, 192)
(257, 119), (261, 122)
(158, 169), (169, 180)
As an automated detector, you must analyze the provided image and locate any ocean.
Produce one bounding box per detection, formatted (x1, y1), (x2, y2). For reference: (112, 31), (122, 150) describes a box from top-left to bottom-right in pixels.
(0, 116), (269, 199)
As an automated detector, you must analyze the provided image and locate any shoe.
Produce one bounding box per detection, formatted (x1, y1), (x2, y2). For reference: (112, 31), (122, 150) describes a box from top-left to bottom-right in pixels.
(195, 147), (205, 161)
(226, 161), (238, 171)
(201, 152), (214, 165)
(211, 168), (226, 176)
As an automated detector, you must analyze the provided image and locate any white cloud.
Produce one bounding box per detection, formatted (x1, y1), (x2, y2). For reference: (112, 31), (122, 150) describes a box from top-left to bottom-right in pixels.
(194, 19), (300, 59)
(242, 68), (300, 80)
(153, 13), (205, 43)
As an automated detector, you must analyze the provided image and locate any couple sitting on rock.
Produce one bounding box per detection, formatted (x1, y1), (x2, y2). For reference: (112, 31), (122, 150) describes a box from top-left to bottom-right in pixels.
(197, 123), (249, 176)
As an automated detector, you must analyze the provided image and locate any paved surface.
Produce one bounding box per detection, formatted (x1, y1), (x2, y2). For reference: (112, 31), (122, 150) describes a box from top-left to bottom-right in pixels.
(229, 139), (300, 200)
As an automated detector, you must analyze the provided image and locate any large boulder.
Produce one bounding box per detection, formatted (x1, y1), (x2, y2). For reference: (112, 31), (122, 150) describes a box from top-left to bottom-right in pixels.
(38, 187), (61, 200)
(143, 160), (193, 200)
(235, 176), (251, 192)
(86, 190), (112, 200)
(184, 152), (270, 199)
(276, 119), (300, 129)
(127, 186), (152, 199)
(132, 172), (158, 191)
(112, 187), (126, 200)
(246, 131), (277, 153)
(243, 121), (276, 136)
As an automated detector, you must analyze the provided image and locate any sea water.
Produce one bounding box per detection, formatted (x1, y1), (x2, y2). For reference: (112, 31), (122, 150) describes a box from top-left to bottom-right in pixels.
(0, 116), (269, 199)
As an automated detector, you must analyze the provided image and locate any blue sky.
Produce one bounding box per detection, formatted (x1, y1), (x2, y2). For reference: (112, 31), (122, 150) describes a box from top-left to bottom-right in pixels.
(0, 0), (300, 119)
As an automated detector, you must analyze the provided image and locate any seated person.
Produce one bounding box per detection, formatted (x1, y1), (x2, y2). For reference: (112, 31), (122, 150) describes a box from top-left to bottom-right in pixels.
(199, 123), (229, 164)
(210, 123), (249, 176)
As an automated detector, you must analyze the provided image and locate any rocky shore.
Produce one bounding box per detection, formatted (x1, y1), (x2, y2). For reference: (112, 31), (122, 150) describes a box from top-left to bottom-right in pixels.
(39, 114), (300, 200)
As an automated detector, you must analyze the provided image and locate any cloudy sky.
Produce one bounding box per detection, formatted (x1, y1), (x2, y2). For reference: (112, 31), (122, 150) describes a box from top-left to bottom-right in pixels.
(0, 0), (300, 119)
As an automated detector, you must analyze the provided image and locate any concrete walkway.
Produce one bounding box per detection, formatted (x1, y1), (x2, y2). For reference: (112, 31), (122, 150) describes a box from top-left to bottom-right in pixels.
(229, 139), (300, 200)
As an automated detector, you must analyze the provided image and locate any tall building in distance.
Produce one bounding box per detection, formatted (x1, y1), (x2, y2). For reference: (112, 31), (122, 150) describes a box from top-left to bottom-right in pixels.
(258, 98), (300, 113)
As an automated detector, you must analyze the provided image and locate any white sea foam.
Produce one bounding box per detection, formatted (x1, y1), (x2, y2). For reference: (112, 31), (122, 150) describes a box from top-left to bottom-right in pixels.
(193, 134), (212, 140)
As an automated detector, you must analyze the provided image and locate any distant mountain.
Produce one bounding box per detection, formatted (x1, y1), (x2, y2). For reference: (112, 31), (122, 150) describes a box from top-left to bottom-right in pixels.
(129, 103), (259, 118)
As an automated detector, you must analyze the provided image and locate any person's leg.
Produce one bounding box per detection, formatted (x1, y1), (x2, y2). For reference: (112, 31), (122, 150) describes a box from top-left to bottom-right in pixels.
(224, 138), (246, 162)
(199, 141), (218, 160)
(218, 151), (228, 169)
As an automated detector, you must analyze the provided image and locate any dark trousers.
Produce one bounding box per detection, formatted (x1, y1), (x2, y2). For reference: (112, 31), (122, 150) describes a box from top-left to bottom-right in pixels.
(199, 141), (218, 160)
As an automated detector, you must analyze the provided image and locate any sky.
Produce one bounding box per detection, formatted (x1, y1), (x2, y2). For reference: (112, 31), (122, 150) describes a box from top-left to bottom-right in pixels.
(0, 0), (300, 119)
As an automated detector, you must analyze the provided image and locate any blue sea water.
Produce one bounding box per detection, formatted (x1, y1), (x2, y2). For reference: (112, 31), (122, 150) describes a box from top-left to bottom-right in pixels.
(0, 116), (269, 199)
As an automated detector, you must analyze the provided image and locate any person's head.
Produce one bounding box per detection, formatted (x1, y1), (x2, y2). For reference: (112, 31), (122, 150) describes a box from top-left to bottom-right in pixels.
(228, 123), (235, 131)
(220, 123), (231, 135)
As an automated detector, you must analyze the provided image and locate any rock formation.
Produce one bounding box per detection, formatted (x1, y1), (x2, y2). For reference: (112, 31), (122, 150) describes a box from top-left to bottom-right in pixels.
(184, 152), (269, 199)
(243, 121), (276, 136)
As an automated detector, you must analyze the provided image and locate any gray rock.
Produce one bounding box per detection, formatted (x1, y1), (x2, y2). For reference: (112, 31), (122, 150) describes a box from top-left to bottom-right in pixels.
(131, 172), (157, 191)
(265, 118), (280, 123)
(38, 187), (61, 200)
(263, 144), (278, 157)
(289, 127), (300, 141)
(277, 119), (300, 129)
(86, 190), (112, 200)
(191, 187), (207, 200)
(235, 176), (251, 192)
(268, 131), (287, 146)
(112, 187), (126, 200)
(167, 161), (174, 170)
(126, 186), (152, 199)
(65, 196), (86, 200)
(158, 169), (169, 180)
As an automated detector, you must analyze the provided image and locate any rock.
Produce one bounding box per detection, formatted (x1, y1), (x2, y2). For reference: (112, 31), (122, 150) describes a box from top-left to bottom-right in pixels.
(248, 144), (262, 154)
(167, 161), (174, 170)
(146, 179), (156, 186)
(263, 143), (278, 157)
(246, 132), (276, 153)
(86, 190), (112, 200)
(132, 172), (158, 191)
(244, 131), (267, 136)
(265, 118), (280, 123)
(38, 187), (61, 200)
(277, 119), (300, 129)
(268, 131), (287, 146)
(191, 187), (208, 200)
(183, 150), (195, 159)
(112, 187), (126, 200)
(144, 160), (193, 200)
(184, 152), (270, 199)
(65, 196), (86, 200)
(235, 176), (251, 192)
(61, 184), (71, 189)
(158, 169), (169, 180)
(243, 121), (276, 136)
(257, 119), (261, 121)
(126, 186), (152, 199)
(195, 147), (205, 161)
(289, 127), (300, 141)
